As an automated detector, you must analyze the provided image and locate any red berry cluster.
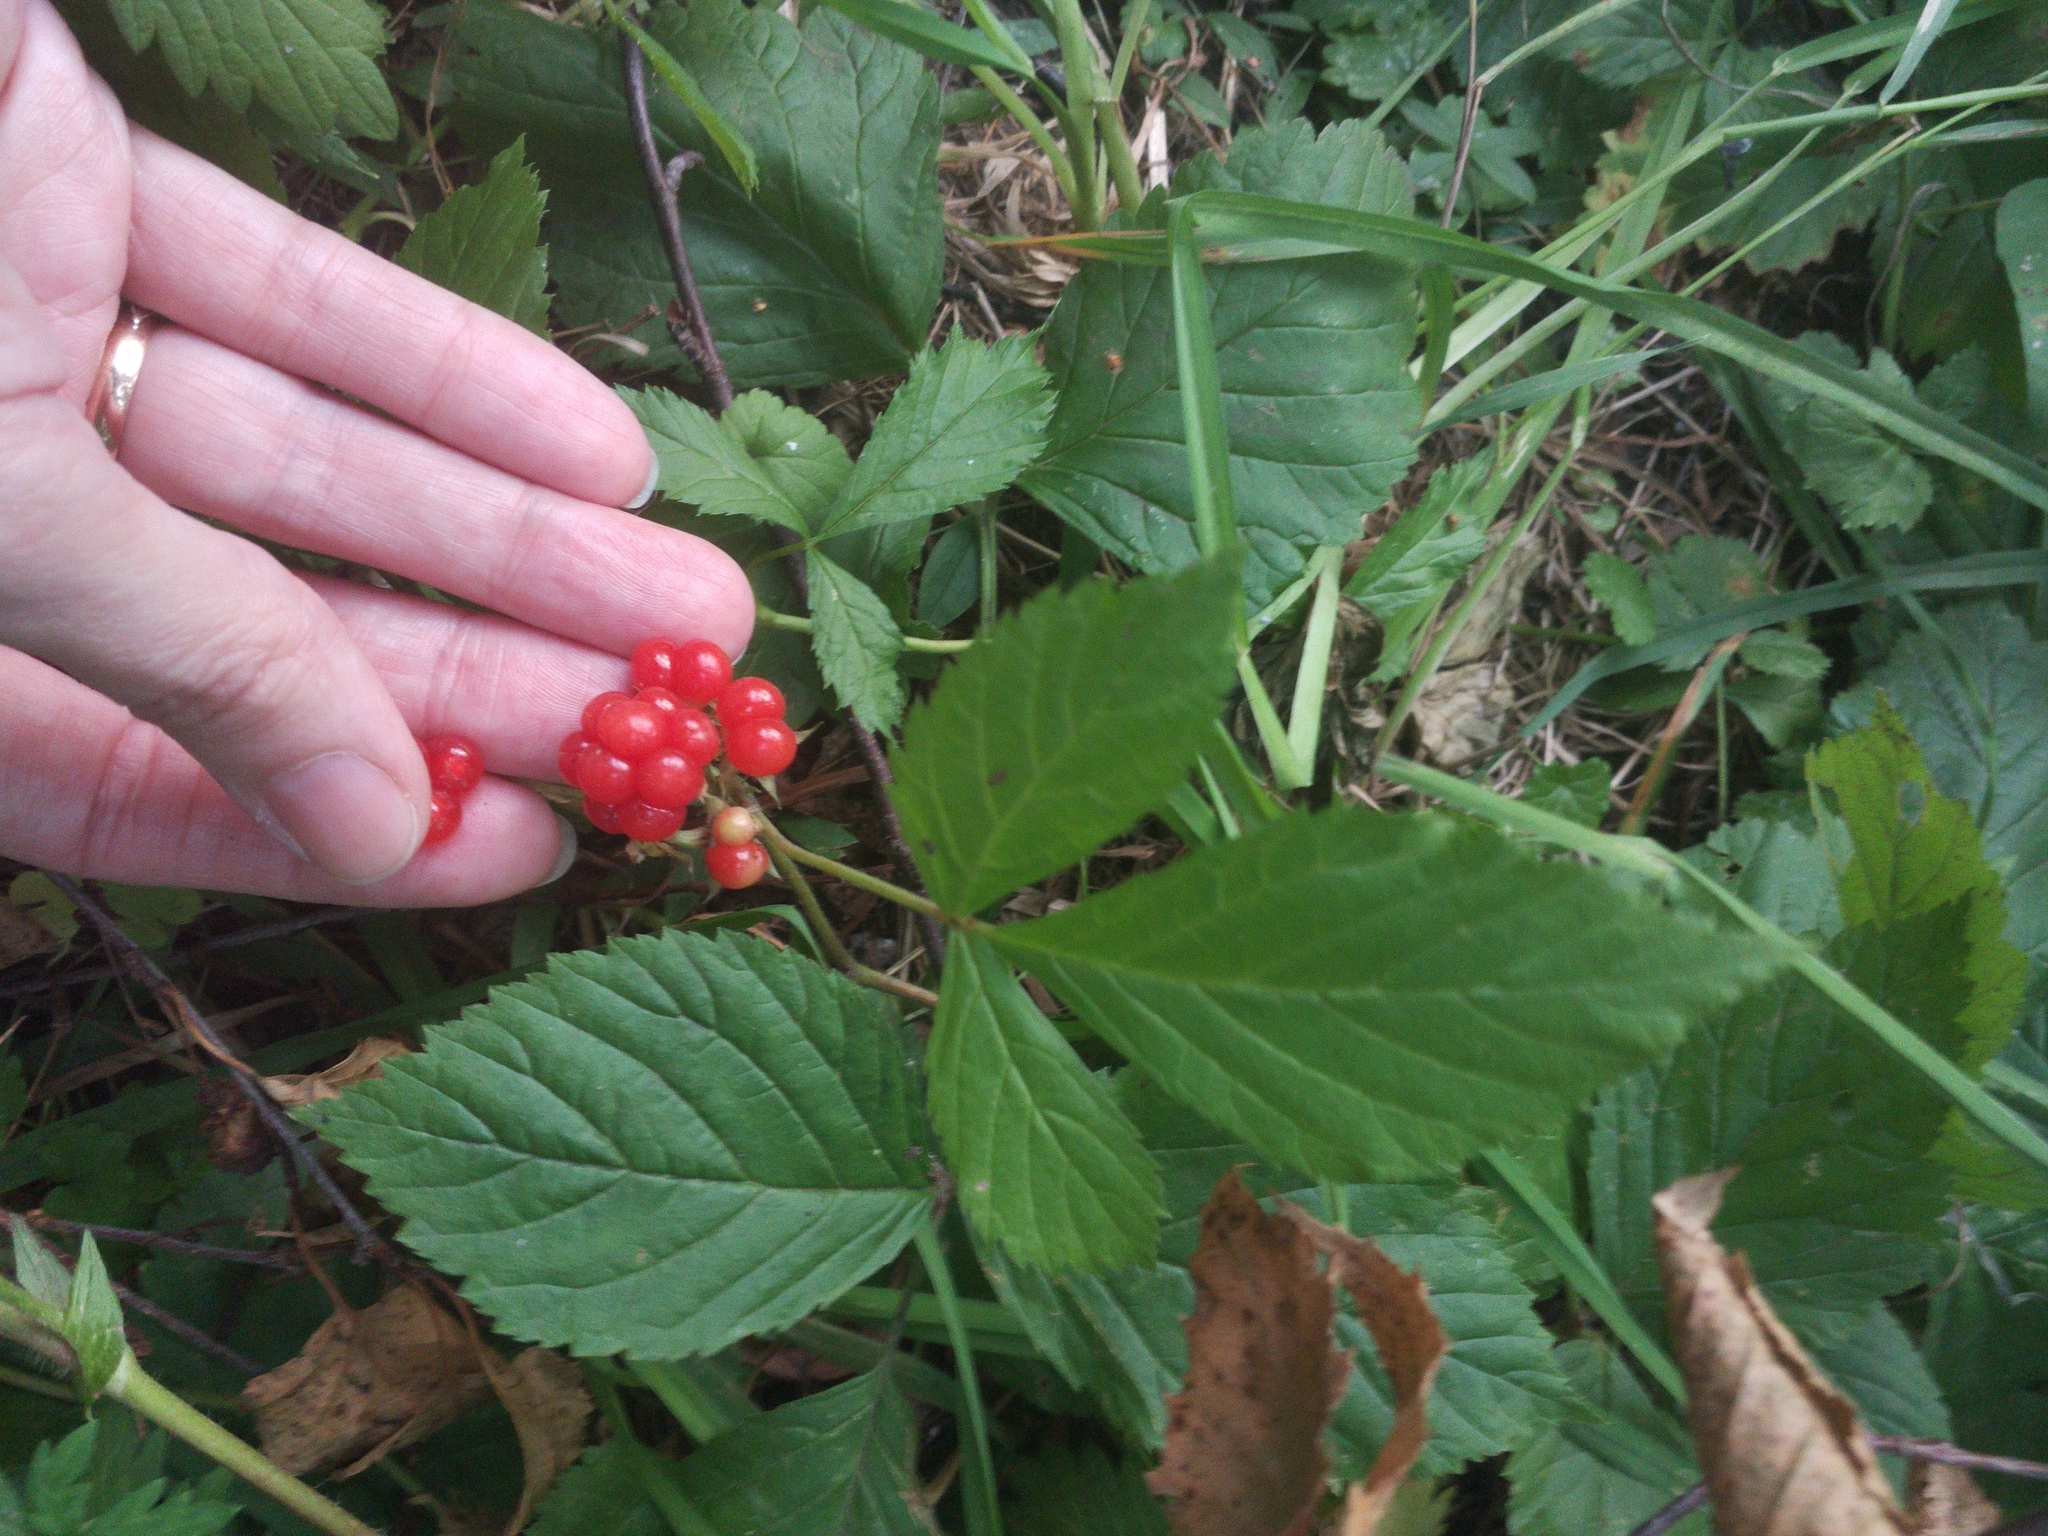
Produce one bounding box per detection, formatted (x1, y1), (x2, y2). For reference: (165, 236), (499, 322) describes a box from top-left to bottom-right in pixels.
(419, 733), (484, 847)
(556, 638), (796, 887)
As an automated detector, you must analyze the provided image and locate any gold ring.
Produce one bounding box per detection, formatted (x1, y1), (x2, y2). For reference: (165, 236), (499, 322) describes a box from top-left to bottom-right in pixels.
(84, 305), (160, 458)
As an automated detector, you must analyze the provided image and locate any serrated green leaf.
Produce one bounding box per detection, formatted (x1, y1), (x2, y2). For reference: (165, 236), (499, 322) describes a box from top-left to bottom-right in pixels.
(7, 1218), (71, 1313)
(929, 934), (1163, 1273)
(1582, 552), (1657, 646)
(1694, 813), (1844, 937)
(532, 1444), (665, 1536)
(1345, 455), (1490, 679)
(1793, 1299), (1951, 1441)
(10, 1420), (239, 1536)
(1505, 1339), (1703, 1536)
(806, 551), (906, 732)
(102, 0), (397, 137)
(395, 139), (551, 334)
(890, 559), (1241, 915)
(1758, 335), (1934, 533)
(917, 519), (981, 629)
(63, 1236), (126, 1399)
(1841, 602), (2048, 966)
(1003, 1442), (1167, 1536)
(990, 809), (1773, 1180)
(1021, 121), (1419, 604)
(1647, 536), (1774, 666)
(814, 333), (1051, 538)
(1996, 176), (2048, 434)
(628, 388), (850, 533)
(309, 931), (932, 1358)
(1519, 760), (1613, 829)
(1738, 629), (1831, 681)
(1926, 1238), (2048, 1509)
(446, 0), (940, 387)
(661, 1371), (933, 1534)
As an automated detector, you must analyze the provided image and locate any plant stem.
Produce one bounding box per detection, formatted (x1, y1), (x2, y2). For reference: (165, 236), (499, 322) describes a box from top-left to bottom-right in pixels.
(976, 504), (1000, 634)
(113, 1358), (381, 1536)
(1043, 0), (1103, 229)
(621, 38), (734, 412)
(587, 1370), (718, 1536)
(912, 1224), (1003, 1536)
(631, 1358), (740, 1443)
(971, 66), (1081, 216)
(1284, 546), (1344, 780)
(755, 821), (951, 923)
(754, 606), (974, 652)
(1617, 634), (1744, 835)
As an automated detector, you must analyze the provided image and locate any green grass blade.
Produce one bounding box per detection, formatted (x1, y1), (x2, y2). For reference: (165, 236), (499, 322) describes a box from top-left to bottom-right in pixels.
(1431, 349), (1664, 427)
(603, 1), (758, 194)
(1881, 0), (1967, 100)
(1167, 201), (1237, 567)
(814, 0), (1032, 72)
(1176, 191), (2048, 516)
(913, 1223), (1003, 1536)
(1776, 0), (2023, 71)
(1522, 549), (2048, 733)
(1417, 264), (1456, 403)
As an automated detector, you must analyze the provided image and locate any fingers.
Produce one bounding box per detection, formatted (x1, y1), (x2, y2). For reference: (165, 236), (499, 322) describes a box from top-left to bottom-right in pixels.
(120, 327), (755, 662)
(0, 262), (430, 883)
(122, 128), (654, 509)
(0, 644), (575, 904)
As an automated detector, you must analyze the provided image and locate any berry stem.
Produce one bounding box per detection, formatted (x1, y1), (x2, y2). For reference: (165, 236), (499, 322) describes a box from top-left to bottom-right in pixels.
(752, 605), (976, 654)
(752, 817), (950, 924)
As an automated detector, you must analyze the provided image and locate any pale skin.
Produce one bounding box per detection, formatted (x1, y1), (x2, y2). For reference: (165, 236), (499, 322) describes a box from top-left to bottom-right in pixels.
(0, 0), (754, 904)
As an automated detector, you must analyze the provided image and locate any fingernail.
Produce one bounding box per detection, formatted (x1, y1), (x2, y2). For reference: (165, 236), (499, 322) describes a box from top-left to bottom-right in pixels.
(624, 457), (660, 510)
(540, 815), (578, 886)
(261, 753), (423, 885)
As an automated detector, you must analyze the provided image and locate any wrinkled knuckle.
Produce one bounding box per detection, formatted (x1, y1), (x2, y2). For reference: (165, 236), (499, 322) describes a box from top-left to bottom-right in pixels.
(147, 596), (327, 739)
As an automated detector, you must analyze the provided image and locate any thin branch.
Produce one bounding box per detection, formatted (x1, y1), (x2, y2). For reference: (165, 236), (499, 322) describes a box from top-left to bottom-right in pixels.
(1625, 1485), (1708, 1536)
(20, 1213), (301, 1271)
(44, 876), (387, 1265)
(848, 727), (952, 968)
(1873, 1436), (2048, 1481)
(0, 905), (367, 1000)
(115, 1279), (266, 1377)
(620, 38), (734, 413)
(1439, 0), (1482, 228)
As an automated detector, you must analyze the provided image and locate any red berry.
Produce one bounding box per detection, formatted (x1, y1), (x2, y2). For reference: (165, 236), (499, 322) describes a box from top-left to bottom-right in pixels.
(593, 697), (666, 761)
(577, 747), (636, 805)
(422, 734), (484, 796)
(668, 706), (721, 765)
(635, 750), (705, 811)
(619, 800), (685, 842)
(557, 732), (592, 787)
(725, 718), (798, 777)
(666, 639), (735, 706)
(630, 637), (684, 692)
(584, 796), (625, 834)
(706, 840), (770, 889)
(709, 807), (757, 846)
(717, 676), (785, 723)
(581, 690), (631, 735)
(423, 788), (462, 846)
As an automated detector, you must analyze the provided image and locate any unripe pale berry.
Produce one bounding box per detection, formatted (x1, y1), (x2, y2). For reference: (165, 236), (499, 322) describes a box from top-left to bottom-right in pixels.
(709, 807), (757, 845)
(725, 718), (798, 777)
(706, 840), (769, 889)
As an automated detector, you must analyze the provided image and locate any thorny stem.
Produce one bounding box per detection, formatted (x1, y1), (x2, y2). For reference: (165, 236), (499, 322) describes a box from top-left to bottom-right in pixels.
(621, 39), (734, 412)
(846, 727), (953, 969)
(46, 875), (386, 1264)
(753, 818), (950, 926)
(745, 809), (936, 1003)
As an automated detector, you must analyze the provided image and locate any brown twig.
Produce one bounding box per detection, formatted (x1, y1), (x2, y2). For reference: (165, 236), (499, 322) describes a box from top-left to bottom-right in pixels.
(1439, 0), (1482, 228)
(620, 39), (734, 412)
(0, 905), (368, 1000)
(20, 1213), (301, 1271)
(44, 876), (387, 1264)
(1624, 1485), (1709, 1536)
(1616, 633), (1745, 835)
(115, 1279), (266, 1377)
(848, 727), (951, 970)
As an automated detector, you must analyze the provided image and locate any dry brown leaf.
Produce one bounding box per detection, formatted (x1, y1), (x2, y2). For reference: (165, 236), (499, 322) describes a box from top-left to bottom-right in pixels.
(1280, 1206), (1448, 1536)
(0, 896), (58, 970)
(1654, 1170), (1912, 1536)
(261, 1037), (412, 1108)
(476, 1345), (591, 1534)
(1148, 1170), (1352, 1536)
(244, 1284), (493, 1476)
(1906, 1463), (2002, 1536)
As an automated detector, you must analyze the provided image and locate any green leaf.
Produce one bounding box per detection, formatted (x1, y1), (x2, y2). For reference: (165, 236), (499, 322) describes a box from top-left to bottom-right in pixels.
(101, 0), (397, 137)
(660, 1371), (932, 1534)
(7, 1217), (71, 1312)
(1693, 811), (1844, 937)
(1505, 1339), (1704, 1536)
(100, 885), (204, 952)
(1795, 1299), (1951, 1441)
(64, 1235), (127, 1398)
(532, 1444), (665, 1536)
(309, 931), (932, 1358)
(1994, 176), (2048, 433)
(1021, 121), (1419, 603)
(805, 551), (906, 733)
(445, 0), (940, 387)
(917, 519), (981, 629)
(928, 934), (1163, 1272)
(8, 873), (76, 947)
(1582, 552), (1657, 646)
(989, 808), (1773, 1180)
(628, 388), (850, 533)
(1519, 760), (1613, 829)
(9, 1421), (239, 1536)
(1757, 336), (1933, 533)
(1003, 1443), (1168, 1536)
(811, 0), (1031, 72)
(1926, 1237), (2048, 1510)
(890, 559), (1241, 915)
(815, 332), (1052, 538)
(395, 139), (551, 333)
(1836, 601), (2048, 963)
(602, 0), (758, 193)
(1738, 629), (1831, 681)
(1344, 455), (1491, 680)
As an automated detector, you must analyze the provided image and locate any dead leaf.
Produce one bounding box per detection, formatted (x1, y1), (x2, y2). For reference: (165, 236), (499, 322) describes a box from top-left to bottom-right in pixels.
(1906, 1463), (2001, 1536)
(244, 1284), (493, 1476)
(1654, 1170), (1912, 1535)
(1148, 1170), (1351, 1536)
(1280, 1206), (1447, 1536)
(261, 1037), (412, 1108)
(476, 1345), (591, 1534)
(0, 896), (58, 970)
(1409, 661), (1516, 765)
(198, 1075), (274, 1176)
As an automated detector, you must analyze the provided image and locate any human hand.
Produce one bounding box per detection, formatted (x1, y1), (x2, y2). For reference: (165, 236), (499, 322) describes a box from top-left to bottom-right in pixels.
(0, 0), (751, 905)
